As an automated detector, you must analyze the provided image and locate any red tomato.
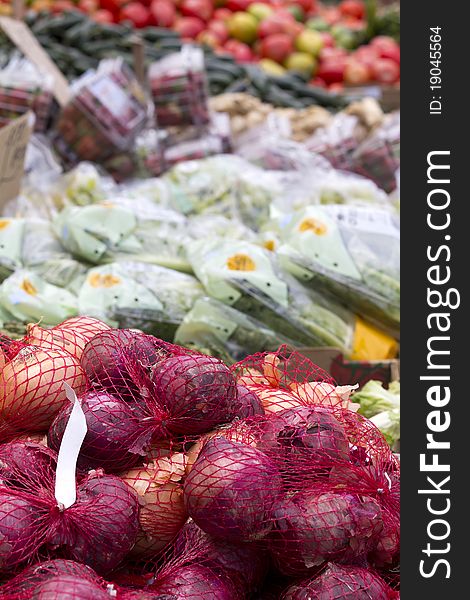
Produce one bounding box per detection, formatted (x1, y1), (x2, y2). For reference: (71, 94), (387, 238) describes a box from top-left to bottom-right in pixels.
(317, 58), (346, 84)
(290, 0), (317, 14)
(78, 0), (98, 13)
(93, 8), (115, 21)
(149, 0), (176, 27)
(371, 36), (400, 57)
(226, 0), (252, 11)
(120, 2), (151, 27)
(174, 16), (206, 38)
(181, 0), (213, 22)
(213, 8), (232, 21)
(310, 76), (326, 88)
(354, 45), (379, 68)
(319, 32), (335, 48)
(371, 57), (400, 84)
(344, 58), (370, 84)
(260, 33), (293, 63)
(320, 6), (341, 25)
(258, 16), (285, 39)
(224, 39), (254, 62)
(377, 43), (400, 64)
(51, 0), (76, 13)
(339, 0), (365, 20)
(319, 46), (347, 62)
(99, 0), (128, 16)
(208, 19), (229, 44)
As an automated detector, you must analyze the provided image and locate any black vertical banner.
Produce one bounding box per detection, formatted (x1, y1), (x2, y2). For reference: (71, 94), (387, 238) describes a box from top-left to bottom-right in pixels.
(401, 2), (468, 597)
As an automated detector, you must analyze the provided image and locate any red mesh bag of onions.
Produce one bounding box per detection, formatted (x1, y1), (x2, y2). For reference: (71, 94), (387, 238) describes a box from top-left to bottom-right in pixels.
(0, 440), (139, 575)
(0, 559), (116, 600)
(230, 346), (360, 416)
(0, 317), (114, 439)
(182, 391), (399, 579)
(280, 563), (399, 599)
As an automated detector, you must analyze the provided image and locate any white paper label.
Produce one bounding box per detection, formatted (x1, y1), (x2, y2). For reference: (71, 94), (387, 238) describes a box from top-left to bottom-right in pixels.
(328, 206), (400, 240)
(54, 383), (87, 509)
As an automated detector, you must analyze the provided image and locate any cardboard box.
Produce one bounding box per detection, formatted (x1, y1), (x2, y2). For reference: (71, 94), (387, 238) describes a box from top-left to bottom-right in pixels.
(297, 347), (400, 388)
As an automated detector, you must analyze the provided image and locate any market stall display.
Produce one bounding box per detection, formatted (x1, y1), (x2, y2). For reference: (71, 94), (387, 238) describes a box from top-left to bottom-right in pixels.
(0, 2), (400, 595)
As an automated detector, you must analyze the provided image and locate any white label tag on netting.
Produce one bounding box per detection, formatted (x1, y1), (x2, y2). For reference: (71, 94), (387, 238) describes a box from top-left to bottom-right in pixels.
(54, 383), (87, 509)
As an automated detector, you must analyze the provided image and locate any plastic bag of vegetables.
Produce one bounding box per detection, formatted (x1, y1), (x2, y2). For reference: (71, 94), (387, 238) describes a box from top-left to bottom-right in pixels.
(0, 270), (78, 326)
(174, 297), (295, 364)
(187, 237), (393, 359)
(0, 218), (25, 283)
(163, 155), (277, 230)
(0, 441), (139, 574)
(274, 204), (400, 337)
(78, 262), (204, 339)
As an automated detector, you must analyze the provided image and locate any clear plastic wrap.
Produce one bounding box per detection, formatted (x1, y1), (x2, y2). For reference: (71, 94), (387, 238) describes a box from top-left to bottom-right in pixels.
(186, 238), (395, 359)
(52, 198), (190, 271)
(0, 218), (25, 283)
(53, 59), (151, 165)
(273, 204), (400, 336)
(174, 296), (294, 364)
(0, 270), (78, 326)
(78, 261), (204, 339)
(351, 112), (400, 193)
(149, 46), (210, 128)
(0, 56), (55, 132)
(163, 155), (278, 230)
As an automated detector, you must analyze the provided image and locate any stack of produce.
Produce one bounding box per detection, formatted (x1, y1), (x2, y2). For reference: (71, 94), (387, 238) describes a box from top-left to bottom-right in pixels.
(0, 323), (400, 597)
(13, 1), (400, 92)
(52, 57), (151, 167)
(0, 57), (55, 133)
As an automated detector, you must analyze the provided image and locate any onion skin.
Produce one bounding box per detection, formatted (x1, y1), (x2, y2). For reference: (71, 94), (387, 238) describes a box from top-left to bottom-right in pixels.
(270, 492), (383, 576)
(0, 348), (6, 369)
(26, 324), (90, 362)
(0, 346), (86, 431)
(231, 385), (265, 419)
(48, 391), (143, 472)
(151, 564), (241, 599)
(55, 316), (111, 337)
(121, 455), (188, 559)
(0, 492), (40, 572)
(184, 437), (283, 543)
(281, 563), (393, 600)
(32, 574), (110, 600)
(151, 354), (237, 435)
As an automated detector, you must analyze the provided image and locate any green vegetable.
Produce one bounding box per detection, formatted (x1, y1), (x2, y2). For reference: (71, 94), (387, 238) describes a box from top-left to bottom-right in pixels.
(352, 380), (400, 448)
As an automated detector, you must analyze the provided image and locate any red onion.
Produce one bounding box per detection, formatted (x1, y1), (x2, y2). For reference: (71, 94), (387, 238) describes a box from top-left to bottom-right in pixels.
(258, 406), (350, 484)
(32, 574), (111, 599)
(81, 329), (167, 399)
(230, 385), (265, 419)
(151, 564), (241, 599)
(151, 354), (237, 435)
(48, 391), (144, 472)
(281, 563), (394, 600)
(270, 491), (383, 576)
(0, 492), (40, 572)
(47, 473), (139, 574)
(184, 437), (282, 542)
(0, 441), (56, 491)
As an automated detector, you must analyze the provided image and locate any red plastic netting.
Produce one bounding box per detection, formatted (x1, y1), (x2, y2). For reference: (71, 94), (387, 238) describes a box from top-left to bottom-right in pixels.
(281, 563), (398, 599)
(0, 559), (114, 600)
(0, 442), (139, 575)
(230, 346), (358, 415)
